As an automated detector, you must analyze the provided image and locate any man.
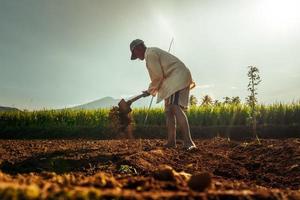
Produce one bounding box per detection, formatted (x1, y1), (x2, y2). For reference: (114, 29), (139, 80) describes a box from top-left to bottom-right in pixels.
(130, 39), (197, 151)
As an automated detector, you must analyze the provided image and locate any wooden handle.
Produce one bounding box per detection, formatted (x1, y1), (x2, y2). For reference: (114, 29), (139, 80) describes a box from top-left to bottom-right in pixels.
(127, 93), (147, 105)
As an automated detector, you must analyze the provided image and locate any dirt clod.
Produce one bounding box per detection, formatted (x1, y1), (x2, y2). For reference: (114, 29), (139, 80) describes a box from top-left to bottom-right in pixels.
(154, 165), (176, 181)
(108, 106), (134, 139)
(80, 172), (121, 188)
(188, 172), (212, 192)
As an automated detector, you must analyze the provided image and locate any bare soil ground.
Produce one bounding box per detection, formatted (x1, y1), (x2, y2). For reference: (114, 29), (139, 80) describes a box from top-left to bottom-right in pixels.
(0, 138), (299, 199)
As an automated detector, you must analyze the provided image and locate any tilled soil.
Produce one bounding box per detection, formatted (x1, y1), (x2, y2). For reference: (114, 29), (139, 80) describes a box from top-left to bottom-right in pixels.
(0, 138), (299, 199)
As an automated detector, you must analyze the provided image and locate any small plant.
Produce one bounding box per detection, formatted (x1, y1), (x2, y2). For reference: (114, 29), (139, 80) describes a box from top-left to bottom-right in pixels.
(118, 165), (137, 175)
(246, 66), (262, 143)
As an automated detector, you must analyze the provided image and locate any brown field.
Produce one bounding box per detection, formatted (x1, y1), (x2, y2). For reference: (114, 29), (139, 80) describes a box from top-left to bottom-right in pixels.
(0, 138), (299, 199)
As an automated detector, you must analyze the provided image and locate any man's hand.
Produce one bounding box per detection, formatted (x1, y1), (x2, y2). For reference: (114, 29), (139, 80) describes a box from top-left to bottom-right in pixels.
(142, 90), (151, 97)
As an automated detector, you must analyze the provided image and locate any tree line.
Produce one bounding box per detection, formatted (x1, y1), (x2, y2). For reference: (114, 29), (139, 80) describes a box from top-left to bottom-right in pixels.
(189, 95), (242, 106)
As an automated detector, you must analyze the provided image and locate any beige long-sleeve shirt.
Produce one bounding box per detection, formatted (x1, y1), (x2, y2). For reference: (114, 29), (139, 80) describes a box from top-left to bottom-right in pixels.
(145, 47), (195, 103)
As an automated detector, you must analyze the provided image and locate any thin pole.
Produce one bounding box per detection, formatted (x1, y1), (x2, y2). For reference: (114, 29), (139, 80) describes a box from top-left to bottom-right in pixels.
(143, 95), (154, 126)
(168, 38), (174, 52)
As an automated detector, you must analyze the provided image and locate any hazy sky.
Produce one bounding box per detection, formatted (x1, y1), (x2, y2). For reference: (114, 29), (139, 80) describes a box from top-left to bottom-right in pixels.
(0, 0), (299, 110)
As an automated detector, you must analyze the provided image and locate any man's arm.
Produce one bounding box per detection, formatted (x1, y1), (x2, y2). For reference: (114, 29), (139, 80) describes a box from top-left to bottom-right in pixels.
(146, 51), (164, 96)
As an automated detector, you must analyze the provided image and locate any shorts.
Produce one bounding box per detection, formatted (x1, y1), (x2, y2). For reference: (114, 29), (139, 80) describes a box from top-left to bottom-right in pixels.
(165, 87), (190, 111)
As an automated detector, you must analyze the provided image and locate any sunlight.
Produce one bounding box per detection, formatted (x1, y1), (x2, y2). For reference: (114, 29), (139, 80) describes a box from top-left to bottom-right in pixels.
(155, 13), (175, 40)
(256, 0), (300, 35)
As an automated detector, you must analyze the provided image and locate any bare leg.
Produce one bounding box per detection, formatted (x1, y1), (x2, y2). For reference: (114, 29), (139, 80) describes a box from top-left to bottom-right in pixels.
(170, 105), (196, 148)
(165, 105), (176, 147)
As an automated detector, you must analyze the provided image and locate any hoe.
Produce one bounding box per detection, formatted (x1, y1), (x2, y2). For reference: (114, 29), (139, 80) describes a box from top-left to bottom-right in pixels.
(118, 93), (149, 114)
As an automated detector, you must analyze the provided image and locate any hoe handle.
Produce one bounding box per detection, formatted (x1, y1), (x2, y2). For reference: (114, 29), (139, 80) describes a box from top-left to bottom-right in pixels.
(127, 93), (147, 105)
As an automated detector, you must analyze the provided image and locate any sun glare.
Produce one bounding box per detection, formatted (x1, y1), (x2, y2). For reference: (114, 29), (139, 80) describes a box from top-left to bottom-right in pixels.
(155, 14), (175, 40)
(256, 0), (300, 35)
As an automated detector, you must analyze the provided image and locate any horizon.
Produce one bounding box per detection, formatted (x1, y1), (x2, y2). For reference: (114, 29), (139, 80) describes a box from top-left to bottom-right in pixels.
(1, 0), (300, 110)
(2, 95), (300, 112)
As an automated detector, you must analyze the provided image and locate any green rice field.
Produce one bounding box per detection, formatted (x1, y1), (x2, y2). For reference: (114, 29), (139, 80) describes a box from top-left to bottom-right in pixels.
(0, 103), (299, 139)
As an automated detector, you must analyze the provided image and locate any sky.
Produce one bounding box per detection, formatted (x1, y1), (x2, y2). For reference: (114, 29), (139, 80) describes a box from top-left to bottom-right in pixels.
(0, 0), (299, 110)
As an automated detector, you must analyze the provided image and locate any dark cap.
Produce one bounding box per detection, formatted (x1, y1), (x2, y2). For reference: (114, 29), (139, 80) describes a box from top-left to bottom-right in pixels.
(130, 39), (144, 60)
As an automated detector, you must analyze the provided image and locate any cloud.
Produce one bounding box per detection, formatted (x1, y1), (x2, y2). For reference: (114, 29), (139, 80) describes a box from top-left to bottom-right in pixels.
(195, 84), (215, 89)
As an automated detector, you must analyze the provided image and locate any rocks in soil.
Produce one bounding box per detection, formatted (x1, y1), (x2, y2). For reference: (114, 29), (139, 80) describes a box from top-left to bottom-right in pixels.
(188, 172), (212, 192)
(154, 165), (176, 181)
(79, 172), (121, 188)
(154, 165), (191, 181)
(154, 165), (212, 192)
(177, 171), (192, 182)
(153, 165), (191, 183)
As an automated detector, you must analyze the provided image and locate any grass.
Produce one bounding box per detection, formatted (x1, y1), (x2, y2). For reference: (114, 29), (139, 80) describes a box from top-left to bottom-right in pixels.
(133, 103), (300, 126)
(0, 103), (299, 138)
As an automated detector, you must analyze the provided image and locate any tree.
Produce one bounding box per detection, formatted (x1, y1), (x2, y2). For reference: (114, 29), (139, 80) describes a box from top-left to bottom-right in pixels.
(246, 66), (262, 143)
(223, 97), (231, 104)
(231, 96), (241, 104)
(189, 95), (198, 106)
(201, 95), (213, 106)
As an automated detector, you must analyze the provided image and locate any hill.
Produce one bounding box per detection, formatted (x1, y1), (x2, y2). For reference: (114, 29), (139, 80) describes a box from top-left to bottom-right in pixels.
(0, 106), (20, 112)
(69, 96), (162, 110)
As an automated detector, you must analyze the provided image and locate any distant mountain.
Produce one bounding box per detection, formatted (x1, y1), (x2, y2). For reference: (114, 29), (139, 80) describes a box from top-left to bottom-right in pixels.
(70, 97), (120, 110)
(0, 106), (20, 112)
(69, 96), (162, 110)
